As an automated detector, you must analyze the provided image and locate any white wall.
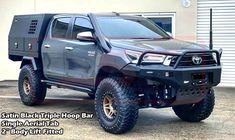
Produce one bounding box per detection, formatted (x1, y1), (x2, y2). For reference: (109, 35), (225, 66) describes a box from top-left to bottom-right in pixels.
(0, 0), (35, 81)
(0, 0), (197, 81)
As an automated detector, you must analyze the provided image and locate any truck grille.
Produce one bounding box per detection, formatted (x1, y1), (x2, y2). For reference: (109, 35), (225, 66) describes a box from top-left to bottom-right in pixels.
(177, 53), (217, 68)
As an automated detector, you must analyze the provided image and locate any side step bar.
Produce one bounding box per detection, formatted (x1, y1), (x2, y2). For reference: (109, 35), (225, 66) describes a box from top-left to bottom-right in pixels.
(41, 80), (93, 94)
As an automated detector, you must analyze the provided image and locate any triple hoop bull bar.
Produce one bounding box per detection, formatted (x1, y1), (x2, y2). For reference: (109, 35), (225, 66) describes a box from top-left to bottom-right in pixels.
(136, 50), (221, 69)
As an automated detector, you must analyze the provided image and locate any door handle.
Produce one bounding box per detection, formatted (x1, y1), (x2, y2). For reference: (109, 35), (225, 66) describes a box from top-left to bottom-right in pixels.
(44, 44), (51, 48)
(65, 47), (74, 51)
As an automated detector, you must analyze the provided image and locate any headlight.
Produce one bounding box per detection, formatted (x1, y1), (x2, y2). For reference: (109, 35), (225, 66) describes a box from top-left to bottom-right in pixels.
(212, 52), (218, 63)
(125, 50), (175, 66)
(142, 54), (166, 63)
(163, 56), (173, 65)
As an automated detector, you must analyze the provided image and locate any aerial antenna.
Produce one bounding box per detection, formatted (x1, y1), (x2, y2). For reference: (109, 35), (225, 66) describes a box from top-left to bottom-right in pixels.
(209, 8), (213, 50)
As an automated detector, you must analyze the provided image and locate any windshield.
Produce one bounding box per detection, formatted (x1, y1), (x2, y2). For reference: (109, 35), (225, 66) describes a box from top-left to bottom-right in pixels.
(96, 16), (170, 39)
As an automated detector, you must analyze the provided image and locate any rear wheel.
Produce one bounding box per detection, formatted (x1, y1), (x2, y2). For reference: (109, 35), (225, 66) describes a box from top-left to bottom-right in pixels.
(95, 77), (139, 134)
(172, 89), (215, 122)
(18, 65), (47, 106)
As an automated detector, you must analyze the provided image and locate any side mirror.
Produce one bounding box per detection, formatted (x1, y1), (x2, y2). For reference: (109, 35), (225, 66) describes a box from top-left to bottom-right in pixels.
(76, 31), (95, 42)
(166, 32), (173, 37)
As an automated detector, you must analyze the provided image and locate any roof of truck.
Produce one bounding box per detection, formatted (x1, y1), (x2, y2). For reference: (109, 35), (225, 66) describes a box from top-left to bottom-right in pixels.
(14, 13), (141, 19)
(55, 12), (141, 18)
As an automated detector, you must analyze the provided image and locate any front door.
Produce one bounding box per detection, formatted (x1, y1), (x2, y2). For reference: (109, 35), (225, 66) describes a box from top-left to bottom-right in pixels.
(42, 17), (72, 80)
(64, 16), (97, 86)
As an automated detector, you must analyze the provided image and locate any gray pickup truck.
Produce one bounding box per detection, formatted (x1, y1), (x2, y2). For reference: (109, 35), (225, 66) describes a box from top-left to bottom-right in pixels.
(8, 13), (222, 134)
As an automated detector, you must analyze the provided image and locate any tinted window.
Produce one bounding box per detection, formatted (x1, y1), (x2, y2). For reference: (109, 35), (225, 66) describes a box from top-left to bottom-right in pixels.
(72, 17), (93, 39)
(96, 16), (170, 39)
(52, 18), (71, 38)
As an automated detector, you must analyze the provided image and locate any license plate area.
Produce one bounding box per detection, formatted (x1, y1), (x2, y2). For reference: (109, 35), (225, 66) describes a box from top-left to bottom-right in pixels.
(191, 73), (209, 86)
(192, 73), (207, 80)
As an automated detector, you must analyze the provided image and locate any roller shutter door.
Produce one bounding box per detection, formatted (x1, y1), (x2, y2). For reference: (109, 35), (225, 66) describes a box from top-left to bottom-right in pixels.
(197, 0), (235, 87)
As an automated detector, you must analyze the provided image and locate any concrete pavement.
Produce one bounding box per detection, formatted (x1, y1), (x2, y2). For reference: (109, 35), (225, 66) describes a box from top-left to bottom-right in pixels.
(0, 81), (234, 140)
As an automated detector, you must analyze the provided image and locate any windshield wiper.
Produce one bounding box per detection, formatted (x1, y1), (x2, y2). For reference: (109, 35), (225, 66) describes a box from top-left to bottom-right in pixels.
(160, 37), (171, 39)
(130, 37), (172, 40)
(129, 37), (156, 40)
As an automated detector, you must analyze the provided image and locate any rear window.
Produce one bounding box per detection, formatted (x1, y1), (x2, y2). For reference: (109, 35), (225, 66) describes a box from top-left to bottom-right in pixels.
(52, 18), (71, 38)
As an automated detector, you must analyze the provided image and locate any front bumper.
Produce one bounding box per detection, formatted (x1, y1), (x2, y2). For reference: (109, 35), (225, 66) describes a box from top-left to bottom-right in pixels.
(121, 64), (221, 107)
(122, 64), (221, 88)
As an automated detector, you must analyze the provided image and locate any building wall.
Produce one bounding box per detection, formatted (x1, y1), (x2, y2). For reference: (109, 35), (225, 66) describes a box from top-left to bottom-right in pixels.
(197, 0), (235, 87)
(0, 0), (197, 81)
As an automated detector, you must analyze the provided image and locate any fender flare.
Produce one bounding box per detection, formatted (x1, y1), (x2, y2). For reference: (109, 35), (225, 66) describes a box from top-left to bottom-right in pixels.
(20, 57), (41, 70)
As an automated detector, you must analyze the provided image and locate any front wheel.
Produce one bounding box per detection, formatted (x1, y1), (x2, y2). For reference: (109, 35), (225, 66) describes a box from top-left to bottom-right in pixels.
(95, 77), (139, 134)
(172, 89), (215, 122)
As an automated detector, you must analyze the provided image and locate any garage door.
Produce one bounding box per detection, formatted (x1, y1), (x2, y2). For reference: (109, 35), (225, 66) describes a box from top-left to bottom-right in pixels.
(197, 0), (235, 87)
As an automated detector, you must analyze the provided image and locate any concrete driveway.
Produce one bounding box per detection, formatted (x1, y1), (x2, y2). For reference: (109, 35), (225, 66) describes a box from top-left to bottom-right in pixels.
(0, 81), (234, 140)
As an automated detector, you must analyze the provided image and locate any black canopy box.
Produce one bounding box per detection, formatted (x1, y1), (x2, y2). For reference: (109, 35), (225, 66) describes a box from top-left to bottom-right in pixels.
(8, 14), (56, 61)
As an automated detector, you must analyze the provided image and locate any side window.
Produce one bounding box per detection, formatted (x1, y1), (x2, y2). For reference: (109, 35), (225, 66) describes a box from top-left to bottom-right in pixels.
(72, 17), (93, 39)
(52, 18), (71, 38)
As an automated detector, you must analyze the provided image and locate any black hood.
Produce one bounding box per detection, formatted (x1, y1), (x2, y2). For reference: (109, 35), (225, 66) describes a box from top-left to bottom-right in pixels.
(109, 39), (209, 54)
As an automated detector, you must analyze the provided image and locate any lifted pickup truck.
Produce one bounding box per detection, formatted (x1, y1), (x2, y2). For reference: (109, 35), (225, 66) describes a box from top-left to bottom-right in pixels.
(9, 13), (222, 134)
